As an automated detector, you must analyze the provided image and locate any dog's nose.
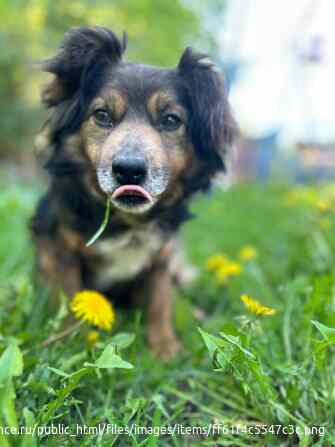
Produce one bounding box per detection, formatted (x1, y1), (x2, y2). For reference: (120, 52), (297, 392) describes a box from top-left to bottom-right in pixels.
(112, 154), (147, 185)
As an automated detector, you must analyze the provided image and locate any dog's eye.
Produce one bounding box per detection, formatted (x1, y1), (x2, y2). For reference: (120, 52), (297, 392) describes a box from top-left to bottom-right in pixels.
(93, 109), (113, 128)
(160, 113), (182, 131)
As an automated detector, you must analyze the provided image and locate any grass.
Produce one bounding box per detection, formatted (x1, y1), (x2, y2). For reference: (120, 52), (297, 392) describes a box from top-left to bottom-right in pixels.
(0, 180), (335, 446)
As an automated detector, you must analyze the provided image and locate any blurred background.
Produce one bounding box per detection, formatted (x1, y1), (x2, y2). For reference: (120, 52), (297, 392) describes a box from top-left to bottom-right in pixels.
(1, 0), (335, 182)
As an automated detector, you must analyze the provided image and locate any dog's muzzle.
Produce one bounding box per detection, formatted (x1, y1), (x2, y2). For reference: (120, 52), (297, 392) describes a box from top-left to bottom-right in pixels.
(97, 146), (171, 214)
(109, 151), (153, 209)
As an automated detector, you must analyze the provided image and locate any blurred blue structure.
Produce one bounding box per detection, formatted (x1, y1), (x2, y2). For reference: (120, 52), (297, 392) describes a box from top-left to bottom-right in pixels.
(256, 131), (279, 180)
(219, 0), (335, 182)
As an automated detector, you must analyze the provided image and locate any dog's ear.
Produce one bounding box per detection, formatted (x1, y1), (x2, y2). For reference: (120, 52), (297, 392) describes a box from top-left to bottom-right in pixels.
(41, 26), (127, 107)
(178, 47), (236, 172)
(35, 27), (126, 161)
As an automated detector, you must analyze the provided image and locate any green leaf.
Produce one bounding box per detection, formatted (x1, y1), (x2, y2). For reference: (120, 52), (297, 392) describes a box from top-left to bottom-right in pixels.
(219, 332), (256, 359)
(199, 327), (275, 401)
(0, 380), (18, 428)
(40, 368), (91, 424)
(47, 367), (70, 378)
(0, 341), (23, 383)
(0, 341), (22, 433)
(86, 199), (111, 247)
(95, 345), (134, 369)
(313, 336), (335, 356)
(198, 327), (225, 358)
(311, 320), (335, 339)
(110, 333), (136, 350)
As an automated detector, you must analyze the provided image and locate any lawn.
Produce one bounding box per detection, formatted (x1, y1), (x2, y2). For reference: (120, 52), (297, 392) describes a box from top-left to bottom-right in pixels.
(0, 179), (335, 446)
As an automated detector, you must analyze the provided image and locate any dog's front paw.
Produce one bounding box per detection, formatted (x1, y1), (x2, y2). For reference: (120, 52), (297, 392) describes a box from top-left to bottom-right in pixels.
(148, 331), (182, 361)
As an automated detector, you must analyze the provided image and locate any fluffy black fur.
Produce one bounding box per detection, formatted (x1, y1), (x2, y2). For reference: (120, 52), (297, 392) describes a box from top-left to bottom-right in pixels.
(40, 27), (234, 167)
(178, 47), (234, 172)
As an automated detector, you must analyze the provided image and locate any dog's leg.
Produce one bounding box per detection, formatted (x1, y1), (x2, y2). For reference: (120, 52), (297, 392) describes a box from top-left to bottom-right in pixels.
(35, 234), (82, 306)
(147, 258), (182, 361)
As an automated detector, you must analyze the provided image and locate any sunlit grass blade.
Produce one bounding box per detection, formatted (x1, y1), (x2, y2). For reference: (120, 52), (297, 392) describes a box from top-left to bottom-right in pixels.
(86, 199), (111, 247)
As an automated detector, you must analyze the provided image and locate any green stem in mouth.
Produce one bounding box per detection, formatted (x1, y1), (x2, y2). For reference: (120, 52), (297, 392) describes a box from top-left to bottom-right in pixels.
(86, 199), (111, 247)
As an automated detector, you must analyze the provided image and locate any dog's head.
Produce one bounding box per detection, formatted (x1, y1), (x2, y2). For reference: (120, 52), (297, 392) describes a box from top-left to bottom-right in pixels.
(36, 27), (236, 215)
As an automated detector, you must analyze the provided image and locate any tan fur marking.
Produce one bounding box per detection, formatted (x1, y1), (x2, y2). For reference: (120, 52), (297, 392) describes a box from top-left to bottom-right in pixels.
(147, 91), (161, 121)
(60, 228), (85, 251)
(106, 90), (127, 119)
(89, 90), (127, 120)
(147, 91), (187, 123)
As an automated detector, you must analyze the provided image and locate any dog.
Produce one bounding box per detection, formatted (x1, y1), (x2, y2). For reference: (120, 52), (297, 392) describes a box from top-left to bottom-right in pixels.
(32, 26), (235, 360)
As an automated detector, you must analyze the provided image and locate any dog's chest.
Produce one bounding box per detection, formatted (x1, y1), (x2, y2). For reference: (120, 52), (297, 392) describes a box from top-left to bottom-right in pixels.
(85, 224), (164, 287)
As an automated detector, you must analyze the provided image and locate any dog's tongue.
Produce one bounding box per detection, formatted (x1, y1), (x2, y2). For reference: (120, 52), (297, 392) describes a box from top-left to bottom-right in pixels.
(111, 185), (153, 202)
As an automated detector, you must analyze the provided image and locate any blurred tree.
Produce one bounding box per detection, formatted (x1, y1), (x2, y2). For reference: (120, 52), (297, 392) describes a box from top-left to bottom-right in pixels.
(0, 0), (203, 155)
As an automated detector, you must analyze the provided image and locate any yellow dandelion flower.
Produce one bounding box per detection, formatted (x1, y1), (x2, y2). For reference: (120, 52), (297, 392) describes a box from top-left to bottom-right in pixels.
(315, 199), (331, 213)
(71, 290), (115, 330)
(240, 294), (276, 316)
(216, 262), (242, 282)
(239, 245), (257, 261)
(86, 330), (99, 345)
(206, 254), (230, 271)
